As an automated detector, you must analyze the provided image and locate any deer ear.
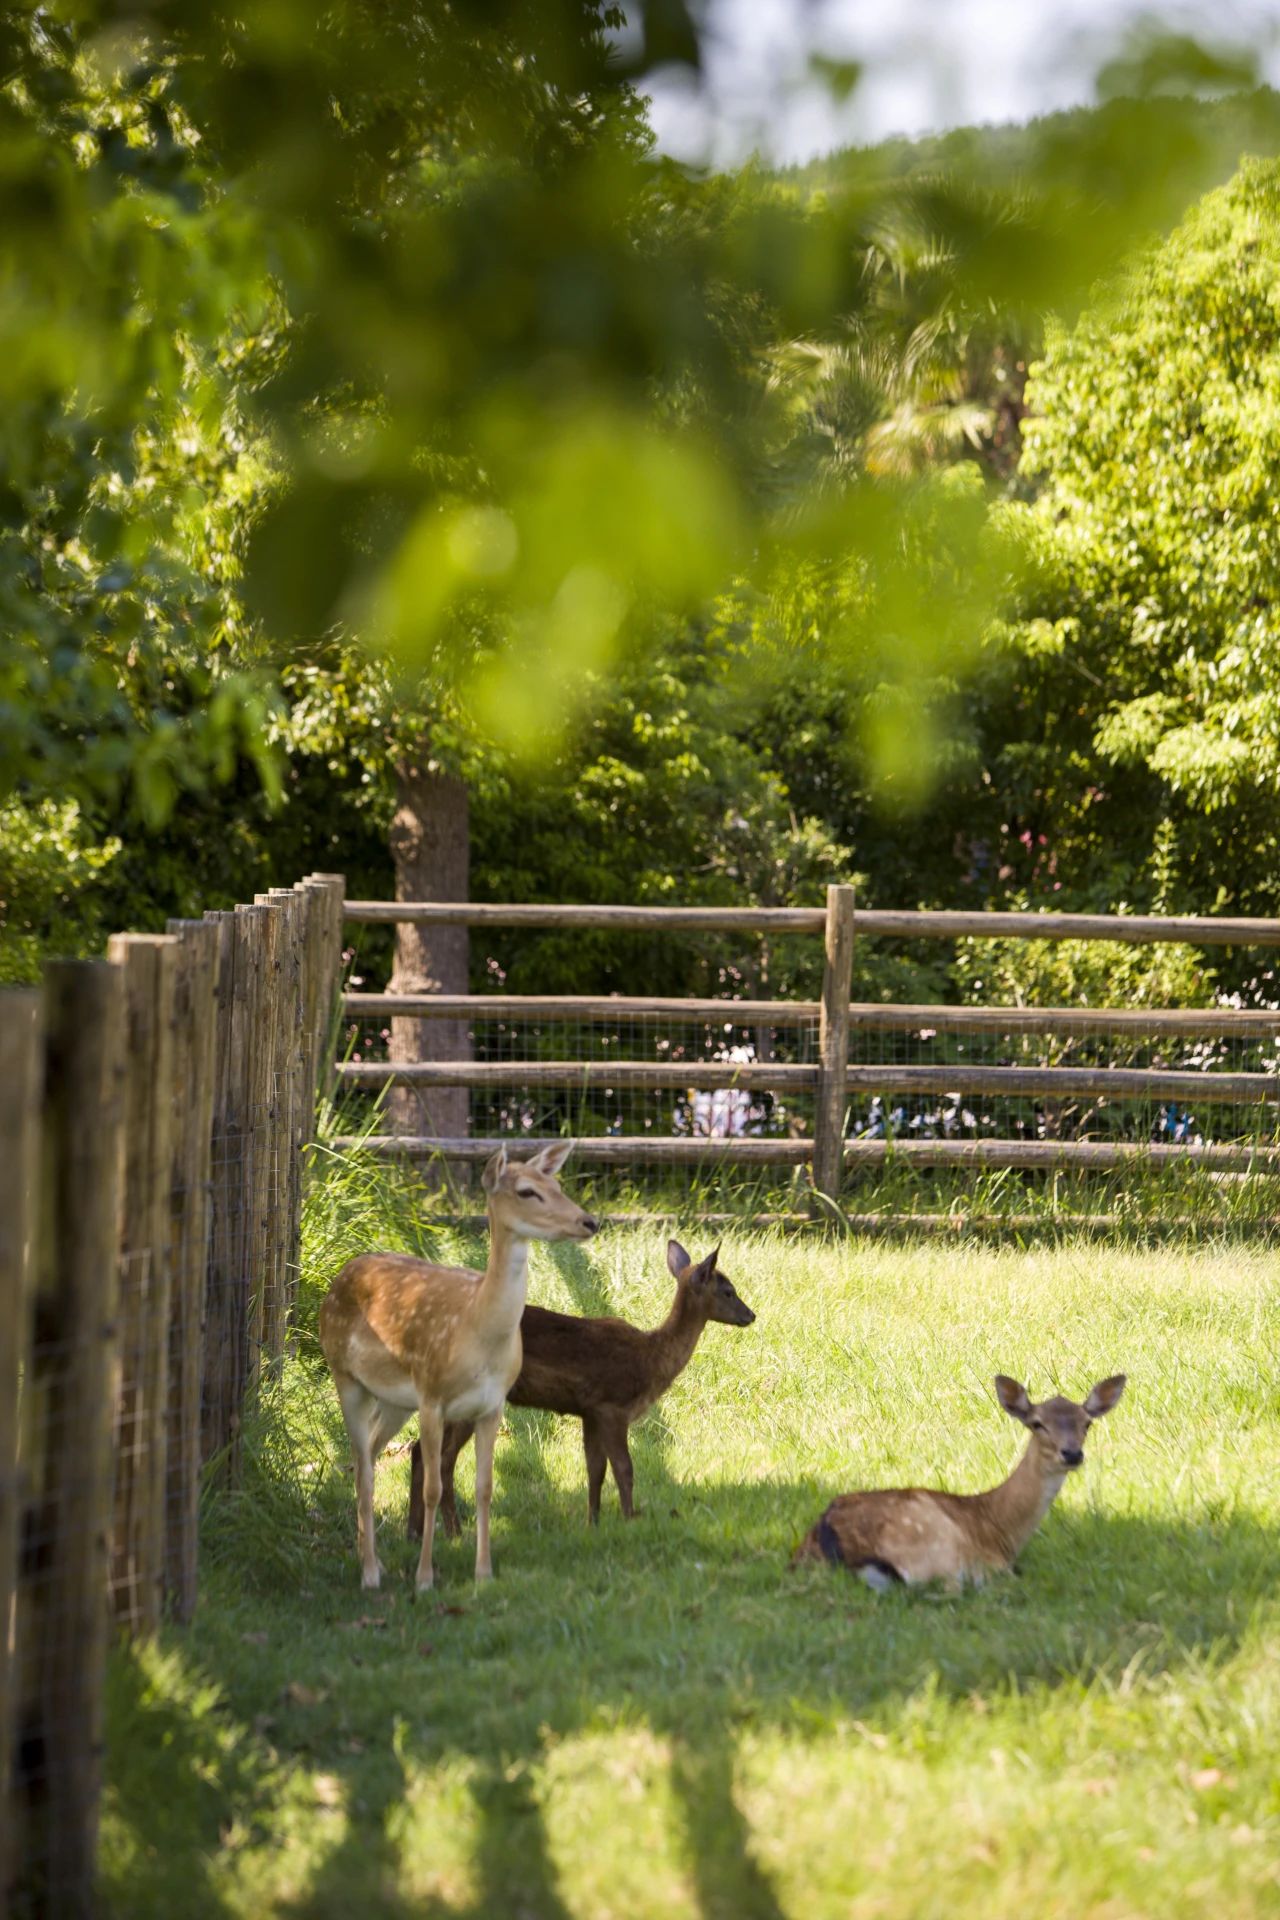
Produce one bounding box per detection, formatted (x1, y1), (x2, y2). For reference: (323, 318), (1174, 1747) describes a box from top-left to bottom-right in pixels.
(667, 1239), (691, 1277)
(689, 1247), (719, 1285)
(528, 1139), (572, 1176)
(1084, 1374), (1126, 1418)
(482, 1144), (509, 1193)
(995, 1375), (1033, 1423)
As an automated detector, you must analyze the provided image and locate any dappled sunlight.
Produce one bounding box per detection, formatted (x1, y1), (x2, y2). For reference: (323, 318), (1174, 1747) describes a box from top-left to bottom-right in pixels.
(100, 1220), (1280, 1916)
(101, 1640), (358, 1919)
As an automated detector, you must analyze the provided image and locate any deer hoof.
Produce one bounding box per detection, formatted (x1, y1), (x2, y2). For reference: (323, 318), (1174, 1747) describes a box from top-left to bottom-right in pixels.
(415, 1571), (435, 1594)
(361, 1567), (382, 1591)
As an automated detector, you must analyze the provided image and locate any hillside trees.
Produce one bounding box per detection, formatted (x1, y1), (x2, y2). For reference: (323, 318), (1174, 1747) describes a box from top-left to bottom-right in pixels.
(6, 1), (1280, 999)
(991, 157), (1280, 938)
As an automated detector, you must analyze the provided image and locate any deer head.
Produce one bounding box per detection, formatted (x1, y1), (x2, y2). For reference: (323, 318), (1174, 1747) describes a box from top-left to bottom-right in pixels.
(995, 1373), (1127, 1472)
(481, 1142), (598, 1242)
(666, 1239), (755, 1326)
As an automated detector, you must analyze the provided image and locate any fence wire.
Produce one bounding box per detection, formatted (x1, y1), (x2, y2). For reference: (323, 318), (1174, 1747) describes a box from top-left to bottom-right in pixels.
(845, 1013), (1280, 1146)
(340, 998), (1280, 1205)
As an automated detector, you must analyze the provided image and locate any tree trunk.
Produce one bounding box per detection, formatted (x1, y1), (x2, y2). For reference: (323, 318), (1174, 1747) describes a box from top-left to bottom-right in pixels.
(387, 761), (471, 1145)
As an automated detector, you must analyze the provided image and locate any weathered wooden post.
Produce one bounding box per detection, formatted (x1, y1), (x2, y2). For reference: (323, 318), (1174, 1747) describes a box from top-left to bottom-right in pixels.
(243, 902), (282, 1393)
(202, 908), (241, 1473)
(262, 889), (306, 1362)
(14, 961), (125, 1918)
(305, 872), (347, 1109)
(107, 934), (178, 1636)
(162, 919), (221, 1622)
(255, 893), (287, 1368)
(225, 903), (269, 1459)
(0, 992), (41, 1907)
(813, 883), (856, 1206)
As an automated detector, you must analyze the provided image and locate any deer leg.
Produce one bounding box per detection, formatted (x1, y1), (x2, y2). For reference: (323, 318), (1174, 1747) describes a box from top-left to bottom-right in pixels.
(472, 1407), (501, 1581)
(407, 1438), (424, 1541)
(414, 1404), (444, 1593)
(335, 1375), (382, 1589)
(582, 1413), (608, 1525)
(370, 1399), (411, 1463)
(441, 1421), (472, 1540)
(604, 1415), (638, 1519)
(409, 1423), (474, 1541)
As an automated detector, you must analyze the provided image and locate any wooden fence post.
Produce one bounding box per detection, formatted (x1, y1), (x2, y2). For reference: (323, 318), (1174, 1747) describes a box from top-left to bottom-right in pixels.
(14, 962), (125, 1919)
(0, 992), (42, 1909)
(813, 883), (856, 1206)
(261, 890), (304, 1364)
(106, 934), (178, 1637)
(243, 903), (281, 1397)
(215, 905), (267, 1473)
(306, 873), (347, 1109)
(202, 909), (240, 1474)
(275, 883), (308, 1248)
(162, 920), (221, 1623)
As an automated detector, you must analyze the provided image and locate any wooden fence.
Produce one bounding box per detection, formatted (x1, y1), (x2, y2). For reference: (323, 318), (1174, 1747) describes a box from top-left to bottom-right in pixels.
(336, 887), (1280, 1192)
(0, 873), (344, 1919)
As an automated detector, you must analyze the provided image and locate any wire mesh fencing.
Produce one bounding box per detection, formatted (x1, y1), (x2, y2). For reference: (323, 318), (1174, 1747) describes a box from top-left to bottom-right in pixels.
(333, 892), (1280, 1218)
(842, 1006), (1280, 1149)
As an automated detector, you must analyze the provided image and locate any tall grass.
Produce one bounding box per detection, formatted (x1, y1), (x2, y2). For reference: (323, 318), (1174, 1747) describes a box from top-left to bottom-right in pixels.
(102, 1145), (1280, 1918)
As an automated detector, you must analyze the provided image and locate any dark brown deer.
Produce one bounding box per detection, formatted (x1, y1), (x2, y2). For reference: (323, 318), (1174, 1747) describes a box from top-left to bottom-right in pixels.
(407, 1239), (755, 1534)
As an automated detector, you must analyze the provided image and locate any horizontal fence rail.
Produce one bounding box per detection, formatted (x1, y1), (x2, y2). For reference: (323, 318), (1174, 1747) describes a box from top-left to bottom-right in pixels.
(335, 1061), (1279, 1102)
(346, 992), (820, 1023)
(346, 902), (825, 932)
(341, 889), (1280, 1202)
(344, 992), (1280, 1037)
(329, 1134), (1280, 1170)
(345, 900), (1280, 946)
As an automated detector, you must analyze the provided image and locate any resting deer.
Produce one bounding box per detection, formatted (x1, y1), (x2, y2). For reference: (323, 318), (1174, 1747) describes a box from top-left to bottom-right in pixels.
(318, 1141), (596, 1590)
(407, 1239), (755, 1535)
(794, 1373), (1126, 1590)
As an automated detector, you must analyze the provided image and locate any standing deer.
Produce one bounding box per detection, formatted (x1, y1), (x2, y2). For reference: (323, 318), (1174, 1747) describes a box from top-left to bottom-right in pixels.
(318, 1140), (596, 1590)
(794, 1372), (1126, 1590)
(408, 1238), (756, 1534)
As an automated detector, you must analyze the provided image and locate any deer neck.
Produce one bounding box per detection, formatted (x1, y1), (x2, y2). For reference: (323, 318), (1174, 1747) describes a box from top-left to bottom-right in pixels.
(475, 1211), (531, 1334)
(647, 1285), (709, 1391)
(979, 1440), (1068, 1563)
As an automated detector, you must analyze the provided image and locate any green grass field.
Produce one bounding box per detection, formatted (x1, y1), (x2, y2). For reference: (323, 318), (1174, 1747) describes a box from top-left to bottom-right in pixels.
(101, 1164), (1280, 1918)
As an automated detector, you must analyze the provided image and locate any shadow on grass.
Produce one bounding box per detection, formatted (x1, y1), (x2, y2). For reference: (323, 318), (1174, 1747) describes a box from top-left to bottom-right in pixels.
(669, 1725), (787, 1920)
(107, 1470), (1280, 1920)
(100, 1646), (271, 1920)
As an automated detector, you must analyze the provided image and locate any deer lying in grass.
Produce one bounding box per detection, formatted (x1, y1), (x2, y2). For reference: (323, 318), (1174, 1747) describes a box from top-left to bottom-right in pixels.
(794, 1372), (1126, 1591)
(318, 1141), (596, 1590)
(407, 1239), (756, 1535)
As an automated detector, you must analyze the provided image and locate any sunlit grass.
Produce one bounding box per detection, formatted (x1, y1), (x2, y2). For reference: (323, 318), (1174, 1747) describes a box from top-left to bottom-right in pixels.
(101, 1156), (1280, 1918)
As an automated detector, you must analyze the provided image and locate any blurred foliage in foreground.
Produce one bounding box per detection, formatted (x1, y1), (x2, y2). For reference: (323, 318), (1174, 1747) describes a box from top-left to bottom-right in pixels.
(3, 4), (1280, 991)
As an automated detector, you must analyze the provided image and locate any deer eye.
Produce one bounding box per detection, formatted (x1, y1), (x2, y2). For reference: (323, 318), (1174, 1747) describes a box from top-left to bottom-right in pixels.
(1029, 1419), (1045, 1432)
(517, 1187), (542, 1200)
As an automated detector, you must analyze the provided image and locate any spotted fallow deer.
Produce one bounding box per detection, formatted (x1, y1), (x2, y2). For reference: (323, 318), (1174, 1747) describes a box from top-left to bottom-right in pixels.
(318, 1140), (597, 1590)
(794, 1373), (1126, 1591)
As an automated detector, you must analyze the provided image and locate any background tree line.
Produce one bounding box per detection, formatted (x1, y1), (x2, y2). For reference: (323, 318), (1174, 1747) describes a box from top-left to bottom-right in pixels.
(3, 4), (1280, 1012)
